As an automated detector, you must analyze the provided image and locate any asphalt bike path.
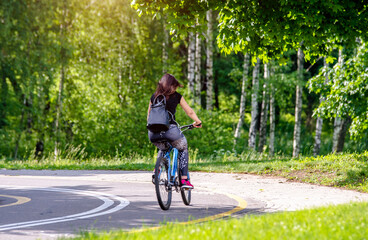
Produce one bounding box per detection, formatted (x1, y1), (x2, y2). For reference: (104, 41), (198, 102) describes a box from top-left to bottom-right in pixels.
(0, 170), (258, 240)
(2, 169), (368, 240)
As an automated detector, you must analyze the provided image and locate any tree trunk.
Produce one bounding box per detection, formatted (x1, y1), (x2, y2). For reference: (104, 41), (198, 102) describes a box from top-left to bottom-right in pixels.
(54, 63), (65, 158)
(187, 31), (195, 99)
(248, 58), (261, 150)
(313, 58), (328, 156)
(258, 63), (269, 152)
(162, 19), (169, 73)
(54, 0), (67, 158)
(234, 53), (250, 145)
(336, 117), (351, 152)
(314, 113), (323, 156)
(206, 10), (213, 111)
(0, 68), (8, 128)
(332, 48), (344, 153)
(194, 23), (201, 106)
(293, 48), (304, 158)
(117, 43), (125, 106)
(269, 66), (275, 156)
(332, 117), (342, 152)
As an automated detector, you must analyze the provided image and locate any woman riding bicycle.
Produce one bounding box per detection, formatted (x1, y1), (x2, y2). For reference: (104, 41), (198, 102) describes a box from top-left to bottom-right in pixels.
(147, 73), (202, 189)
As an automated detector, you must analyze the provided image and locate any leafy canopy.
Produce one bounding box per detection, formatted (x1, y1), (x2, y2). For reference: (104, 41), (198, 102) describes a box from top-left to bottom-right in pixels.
(132, 0), (368, 62)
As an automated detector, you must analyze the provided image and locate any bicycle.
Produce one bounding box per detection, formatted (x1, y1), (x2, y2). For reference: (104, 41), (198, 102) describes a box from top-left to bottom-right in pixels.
(153, 124), (198, 210)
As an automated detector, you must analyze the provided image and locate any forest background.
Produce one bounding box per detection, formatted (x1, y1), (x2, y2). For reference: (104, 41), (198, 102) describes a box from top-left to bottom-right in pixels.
(1, 0), (368, 161)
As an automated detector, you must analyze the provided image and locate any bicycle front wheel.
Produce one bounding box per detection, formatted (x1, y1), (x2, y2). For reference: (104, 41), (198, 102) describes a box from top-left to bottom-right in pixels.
(178, 166), (191, 205)
(155, 157), (172, 210)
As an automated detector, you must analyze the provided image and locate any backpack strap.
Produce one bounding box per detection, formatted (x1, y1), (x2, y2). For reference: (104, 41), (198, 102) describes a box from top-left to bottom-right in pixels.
(152, 94), (166, 105)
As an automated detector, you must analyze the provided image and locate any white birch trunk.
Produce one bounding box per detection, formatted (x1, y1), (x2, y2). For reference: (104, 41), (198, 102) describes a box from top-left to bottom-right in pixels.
(187, 31), (195, 99)
(162, 20), (169, 73)
(234, 53), (250, 144)
(54, 1), (67, 158)
(314, 111), (323, 156)
(248, 58), (260, 150)
(258, 63), (269, 153)
(269, 69), (275, 156)
(332, 49), (344, 153)
(194, 28), (201, 106)
(292, 48), (304, 158)
(332, 117), (342, 152)
(313, 58), (328, 156)
(314, 116), (323, 156)
(206, 10), (213, 111)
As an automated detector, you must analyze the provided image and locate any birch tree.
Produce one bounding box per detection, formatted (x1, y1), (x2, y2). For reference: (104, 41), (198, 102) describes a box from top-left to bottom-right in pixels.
(258, 63), (269, 153)
(269, 65), (275, 156)
(332, 48), (344, 153)
(162, 20), (169, 73)
(206, 10), (213, 111)
(234, 53), (250, 145)
(336, 117), (351, 152)
(313, 58), (328, 156)
(194, 25), (201, 106)
(292, 48), (304, 158)
(309, 42), (368, 142)
(248, 58), (260, 150)
(187, 31), (196, 99)
(54, 0), (69, 158)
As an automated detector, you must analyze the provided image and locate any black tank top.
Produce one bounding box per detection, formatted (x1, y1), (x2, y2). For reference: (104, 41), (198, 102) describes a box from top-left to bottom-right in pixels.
(151, 92), (182, 124)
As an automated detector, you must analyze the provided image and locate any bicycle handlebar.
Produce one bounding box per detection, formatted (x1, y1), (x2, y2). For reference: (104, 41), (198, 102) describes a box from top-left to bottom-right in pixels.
(180, 123), (201, 131)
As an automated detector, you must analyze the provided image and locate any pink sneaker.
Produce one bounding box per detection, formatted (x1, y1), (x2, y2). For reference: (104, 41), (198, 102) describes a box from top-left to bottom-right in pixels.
(181, 179), (194, 189)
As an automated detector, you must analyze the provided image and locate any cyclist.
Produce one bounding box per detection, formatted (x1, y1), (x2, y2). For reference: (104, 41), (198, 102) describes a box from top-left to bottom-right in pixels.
(147, 73), (202, 189)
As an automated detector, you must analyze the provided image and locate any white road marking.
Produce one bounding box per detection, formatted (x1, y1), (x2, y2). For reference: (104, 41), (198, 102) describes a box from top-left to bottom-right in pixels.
(0, 186), (130, 231)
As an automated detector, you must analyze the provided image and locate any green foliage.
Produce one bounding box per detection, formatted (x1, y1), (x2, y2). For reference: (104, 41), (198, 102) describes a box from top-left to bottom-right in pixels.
(132, 0), (368, 61)
(1, 0), (367, 159)
(309, 43), (368, 138)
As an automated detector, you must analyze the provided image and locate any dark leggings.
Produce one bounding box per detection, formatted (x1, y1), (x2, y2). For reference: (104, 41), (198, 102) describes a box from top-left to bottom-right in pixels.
(148, 124), (189, 177)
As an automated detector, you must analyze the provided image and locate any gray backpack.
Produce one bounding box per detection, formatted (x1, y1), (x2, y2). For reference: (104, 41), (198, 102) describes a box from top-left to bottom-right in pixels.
(147, 95), (171, 133)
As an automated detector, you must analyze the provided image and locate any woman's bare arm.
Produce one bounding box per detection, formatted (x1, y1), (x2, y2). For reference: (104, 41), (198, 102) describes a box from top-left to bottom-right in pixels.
(179, 97), (202, 127)
(147, 101), (152, 121)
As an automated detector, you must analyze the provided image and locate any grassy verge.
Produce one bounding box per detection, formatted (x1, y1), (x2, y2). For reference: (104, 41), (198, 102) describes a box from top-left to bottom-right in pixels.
(67, 201), (368, 240)
(0, 155), (154, 171)
(191, 151), (368, 192)
(2, 151), (367, 192)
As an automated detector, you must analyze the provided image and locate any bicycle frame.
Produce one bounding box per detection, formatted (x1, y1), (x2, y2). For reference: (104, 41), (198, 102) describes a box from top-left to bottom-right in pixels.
(165, 146), (178, 187)
(160, 144), (189, 191)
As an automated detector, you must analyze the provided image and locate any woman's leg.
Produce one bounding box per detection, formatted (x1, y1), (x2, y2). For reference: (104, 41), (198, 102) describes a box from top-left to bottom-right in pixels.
(152, 142), (170, 161)
(170, 137), (189, 179)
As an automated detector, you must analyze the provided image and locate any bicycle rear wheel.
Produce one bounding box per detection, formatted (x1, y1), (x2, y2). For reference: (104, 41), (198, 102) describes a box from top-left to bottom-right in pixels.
(155, 157), (172, 210)
(178, 165), (191, 205)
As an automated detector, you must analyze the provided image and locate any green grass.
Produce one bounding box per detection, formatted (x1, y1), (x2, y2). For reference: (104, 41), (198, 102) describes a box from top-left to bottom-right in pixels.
(66, 201), (368, 240)
(1, 151), (368, 192)
(0, 153), (155, 171)
(190, 151), (368, 192)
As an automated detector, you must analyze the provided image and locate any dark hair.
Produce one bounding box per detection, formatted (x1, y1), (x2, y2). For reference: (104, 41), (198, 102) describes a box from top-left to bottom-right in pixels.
(154, 73), (183, 98)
